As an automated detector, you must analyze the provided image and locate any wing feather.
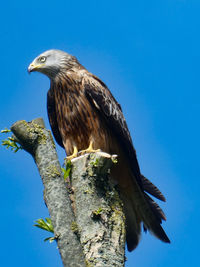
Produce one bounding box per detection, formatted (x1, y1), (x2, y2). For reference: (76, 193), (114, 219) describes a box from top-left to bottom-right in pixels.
(84, 75), (143, 189)
(47, 89), (64, 148)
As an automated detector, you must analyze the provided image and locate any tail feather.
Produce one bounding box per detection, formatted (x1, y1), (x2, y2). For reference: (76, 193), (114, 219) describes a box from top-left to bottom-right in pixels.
(144, 219), (170, 244)
(141, 175), (166, 202)
(143, 192), (170, 243)
(131, 174), (170, 246)
(144, 193), (166, 221)
(140, 183), (170, 244)
(120, 192), (141, 251)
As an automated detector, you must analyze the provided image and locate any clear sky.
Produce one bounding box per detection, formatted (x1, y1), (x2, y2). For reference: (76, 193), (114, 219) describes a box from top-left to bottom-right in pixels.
(0, 1), (199, 266)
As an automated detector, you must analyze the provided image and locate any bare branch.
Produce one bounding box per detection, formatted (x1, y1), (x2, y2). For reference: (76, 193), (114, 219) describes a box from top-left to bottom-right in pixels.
(11, 118), (86, 267)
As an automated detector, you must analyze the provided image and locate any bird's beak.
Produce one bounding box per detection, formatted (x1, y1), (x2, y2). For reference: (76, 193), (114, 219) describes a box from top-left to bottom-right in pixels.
(28, 63), (35, 73)
(28, 63), (44, 73)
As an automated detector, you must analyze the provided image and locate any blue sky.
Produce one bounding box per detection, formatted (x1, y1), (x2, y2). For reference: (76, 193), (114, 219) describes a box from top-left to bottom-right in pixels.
(0, 1), (199, 266)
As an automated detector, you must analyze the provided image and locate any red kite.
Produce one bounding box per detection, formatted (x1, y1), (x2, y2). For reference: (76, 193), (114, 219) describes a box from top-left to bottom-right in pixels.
(28, 49), (170, 251)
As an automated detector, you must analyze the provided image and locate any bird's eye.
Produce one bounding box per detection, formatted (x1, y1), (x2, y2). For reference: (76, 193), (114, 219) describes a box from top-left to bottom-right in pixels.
(39, 56), (46, 63)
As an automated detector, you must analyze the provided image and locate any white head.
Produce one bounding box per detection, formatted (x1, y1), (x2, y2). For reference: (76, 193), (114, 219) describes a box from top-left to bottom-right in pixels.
(28, 49), (78, 79)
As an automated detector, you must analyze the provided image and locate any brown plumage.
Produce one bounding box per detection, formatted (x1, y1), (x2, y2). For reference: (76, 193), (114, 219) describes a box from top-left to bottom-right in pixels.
(28, 49), (170, 251)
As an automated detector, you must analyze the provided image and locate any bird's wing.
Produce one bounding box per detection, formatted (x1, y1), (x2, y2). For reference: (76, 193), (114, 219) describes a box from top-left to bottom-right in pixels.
(84, 75), (170, 247)
(84, 74), (143, 189)
(47, 88), (64, 148)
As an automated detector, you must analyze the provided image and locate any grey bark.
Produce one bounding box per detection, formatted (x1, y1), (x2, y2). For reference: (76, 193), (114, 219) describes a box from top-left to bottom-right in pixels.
(11, 118), (126, 267)
(11, 118), (85, 267)
(71, 153), (126, 266)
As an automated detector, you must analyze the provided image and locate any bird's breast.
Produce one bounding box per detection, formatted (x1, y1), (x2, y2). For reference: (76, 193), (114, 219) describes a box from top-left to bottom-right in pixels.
(54, 84), (110, 155)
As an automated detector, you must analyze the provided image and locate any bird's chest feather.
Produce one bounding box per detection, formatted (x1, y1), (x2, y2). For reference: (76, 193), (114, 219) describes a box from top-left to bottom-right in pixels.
(54, 83), (109, 154)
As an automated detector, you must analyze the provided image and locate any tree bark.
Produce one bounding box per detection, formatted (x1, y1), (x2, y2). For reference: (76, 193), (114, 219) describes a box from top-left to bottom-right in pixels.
(11, 118), (85, 267)
(11, 118), (125, 267)
(71, 152), (125, 266)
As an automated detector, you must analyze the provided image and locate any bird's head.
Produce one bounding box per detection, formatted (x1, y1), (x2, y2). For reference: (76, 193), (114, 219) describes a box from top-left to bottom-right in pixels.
(28, 49), (77, 79)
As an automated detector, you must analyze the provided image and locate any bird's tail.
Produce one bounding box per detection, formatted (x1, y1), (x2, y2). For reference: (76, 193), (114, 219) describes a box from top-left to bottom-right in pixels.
(123, 174), (170, 251)
(140, 175), (170, 243)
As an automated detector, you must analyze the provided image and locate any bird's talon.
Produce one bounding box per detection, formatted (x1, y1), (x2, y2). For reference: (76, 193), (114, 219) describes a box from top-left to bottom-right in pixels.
(66, 154), (77, 161)
(66, 146), (78, 161)
(79, 148), (101, 156)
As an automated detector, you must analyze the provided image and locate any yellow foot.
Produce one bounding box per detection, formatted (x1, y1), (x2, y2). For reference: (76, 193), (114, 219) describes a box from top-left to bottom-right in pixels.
(66, 146), (78, 161)
(79, 141), (101, 156)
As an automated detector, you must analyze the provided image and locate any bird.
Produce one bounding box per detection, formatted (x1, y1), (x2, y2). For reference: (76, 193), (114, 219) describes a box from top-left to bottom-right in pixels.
(28, 49), (170, 251)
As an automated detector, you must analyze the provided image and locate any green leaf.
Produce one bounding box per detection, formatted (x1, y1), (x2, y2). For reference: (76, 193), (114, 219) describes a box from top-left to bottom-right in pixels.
(62, 160), (72, 180)
(1, 128), (11, 133)
(44, 237), (52, 242)
(1, 130), (22, 153)
(44, 236), (56, 243)
(34, 218), (54, 233)
(34, 218), (56, 243)
(45, 217), (52, 224)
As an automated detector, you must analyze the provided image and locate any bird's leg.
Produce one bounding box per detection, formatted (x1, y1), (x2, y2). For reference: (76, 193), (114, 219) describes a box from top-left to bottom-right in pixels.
(79, 141), (101, 155)
(66, 146), (78, 160)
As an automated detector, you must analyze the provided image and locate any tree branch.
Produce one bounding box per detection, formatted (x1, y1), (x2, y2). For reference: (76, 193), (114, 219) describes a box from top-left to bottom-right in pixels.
(11, 118), (86, 267)
(10, 118), (126, 267)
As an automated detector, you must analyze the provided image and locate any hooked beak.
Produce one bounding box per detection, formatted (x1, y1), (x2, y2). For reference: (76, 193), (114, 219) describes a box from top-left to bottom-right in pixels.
(28, 63), (45, 73)
(28, 63), (35, 73)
